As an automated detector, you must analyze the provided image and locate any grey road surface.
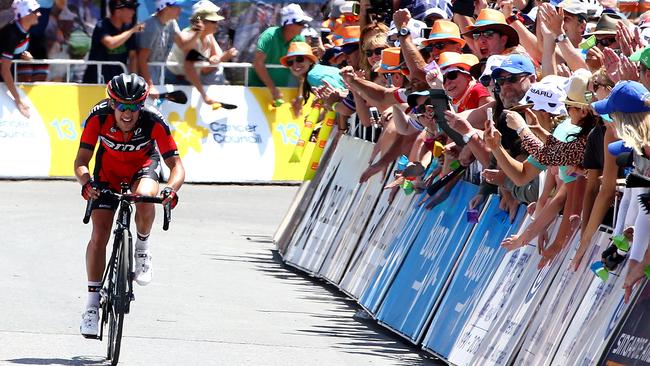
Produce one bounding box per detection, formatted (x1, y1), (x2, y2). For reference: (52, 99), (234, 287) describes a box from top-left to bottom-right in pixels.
(0, 181), (443, 366)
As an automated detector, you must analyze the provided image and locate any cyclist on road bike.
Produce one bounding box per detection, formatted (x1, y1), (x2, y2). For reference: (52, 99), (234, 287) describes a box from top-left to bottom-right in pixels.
(74, 73), (185, 338)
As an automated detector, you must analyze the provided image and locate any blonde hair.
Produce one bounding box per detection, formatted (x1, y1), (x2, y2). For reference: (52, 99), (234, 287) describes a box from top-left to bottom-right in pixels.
(611, 111), (650, 155)
(359, 22), (389, 74)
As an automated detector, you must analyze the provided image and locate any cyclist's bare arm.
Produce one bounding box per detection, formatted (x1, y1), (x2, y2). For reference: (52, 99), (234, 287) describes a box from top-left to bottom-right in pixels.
(74, 148), (100, 199)
(163, 155), (185, 192)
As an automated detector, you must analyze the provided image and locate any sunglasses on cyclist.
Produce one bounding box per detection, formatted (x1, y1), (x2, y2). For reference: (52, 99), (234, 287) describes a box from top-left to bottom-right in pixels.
(285, 55), (305, 67)
(494, 73), (529, 86)
(472, 30), (500, 40)
(595, 37), (616, 47)
(113, 101), (144, 112)
(364, 47), (386, 57)
(444, 70), (465, 82)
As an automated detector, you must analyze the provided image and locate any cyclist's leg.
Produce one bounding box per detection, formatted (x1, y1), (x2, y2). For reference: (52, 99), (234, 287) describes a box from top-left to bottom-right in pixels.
(131, 162), (160, 285)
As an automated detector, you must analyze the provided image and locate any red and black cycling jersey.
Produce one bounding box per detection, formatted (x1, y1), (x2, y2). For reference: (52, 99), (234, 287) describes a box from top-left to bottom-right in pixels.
(0, 21), (29, 61)
(80, 99), (179, 190)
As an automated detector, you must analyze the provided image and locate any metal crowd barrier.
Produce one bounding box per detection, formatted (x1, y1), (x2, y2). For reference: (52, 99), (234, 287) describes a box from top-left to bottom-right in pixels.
(11, 59), (128, 84)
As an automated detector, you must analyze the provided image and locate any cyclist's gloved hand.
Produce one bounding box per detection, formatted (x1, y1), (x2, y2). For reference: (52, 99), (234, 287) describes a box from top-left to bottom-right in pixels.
(161, 187), (178, 209)
(81, 179), (99, 200)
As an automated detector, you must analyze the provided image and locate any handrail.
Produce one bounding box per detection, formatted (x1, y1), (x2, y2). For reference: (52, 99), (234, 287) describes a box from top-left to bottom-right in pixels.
(11, 59), (128, 84)
(11, 59), (286, 86)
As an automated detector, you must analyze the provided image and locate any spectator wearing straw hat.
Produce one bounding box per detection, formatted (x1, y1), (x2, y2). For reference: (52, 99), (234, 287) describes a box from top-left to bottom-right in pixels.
(249, 3), (309, 103)
(374, 47), (407, 89)
(583, 13), (622, 51)
(0, 0), (41, 117)
(420, 20), (465, 62)
(463, 9), (519, 59)
(438, 52), (492, 112)
(165, 0), (237, 104)
(136, 0), (186, 95)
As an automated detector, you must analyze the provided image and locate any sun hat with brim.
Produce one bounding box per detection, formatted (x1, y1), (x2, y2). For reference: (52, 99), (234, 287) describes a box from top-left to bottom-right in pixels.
(630, 45), (650, 69)
(438, 52), (479, 71)
(340, 25), (360, 45)
(463, 9), (519, 48)
(511, 76), (568, 114)
(191, 0), (224, 21)
(592, 81), (650, 115)
(421, 20), (465, 47)
(491, 53), (535, 79)
(374, 47), (402, 73)
(562, 68), (594, 107)
(407, 90), (432, 108)
(583, 13), (622, 37)
(280, 3), (313, 26)
(280, 42), (318, 66)
(12, 0), (39, 18)
(474, 54), (507, 85)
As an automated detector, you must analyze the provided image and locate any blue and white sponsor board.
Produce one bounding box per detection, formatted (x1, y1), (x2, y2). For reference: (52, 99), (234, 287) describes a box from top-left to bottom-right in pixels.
(318, 167), (387, 285)
(375, 181), (479, 343)
(358, 192), (430, 315)
(423, 195), (526, 358)
(471, 218), (568, 366)
(552, 232), (631, 366)
(339, 189), (415, 300)
(515, 230), (604, 365)
(283, 136), (374, 273)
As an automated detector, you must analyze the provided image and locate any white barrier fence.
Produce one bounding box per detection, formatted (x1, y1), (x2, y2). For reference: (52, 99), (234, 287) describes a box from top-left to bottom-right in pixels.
(274, 135), (649, 366)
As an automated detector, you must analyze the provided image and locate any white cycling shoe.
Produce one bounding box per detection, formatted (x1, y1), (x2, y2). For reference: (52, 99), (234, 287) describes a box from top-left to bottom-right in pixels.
(80, 307), (99, 338)
(135, 249), (153, 286)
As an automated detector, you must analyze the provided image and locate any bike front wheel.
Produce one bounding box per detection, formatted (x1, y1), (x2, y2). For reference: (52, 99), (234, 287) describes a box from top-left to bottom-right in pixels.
(107, 231), (128, 365)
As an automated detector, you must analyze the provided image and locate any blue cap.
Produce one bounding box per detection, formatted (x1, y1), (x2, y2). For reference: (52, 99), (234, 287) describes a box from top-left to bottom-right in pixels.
(340, 43), (359, 55)
(608, 140), (633, 156)
(591, 81), (650, 115)
(491, 54), (535, 79)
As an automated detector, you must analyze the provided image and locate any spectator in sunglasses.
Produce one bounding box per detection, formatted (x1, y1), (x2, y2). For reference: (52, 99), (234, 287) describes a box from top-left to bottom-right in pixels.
(361, 32), (389, 76)
(420, 20), (465, 62)
(491, 54), (536, 109)
(583, 13), (622, 51)
(282, 42), (346, 116)
(438, 52), (492, 112)
(462, 9), (519, 59)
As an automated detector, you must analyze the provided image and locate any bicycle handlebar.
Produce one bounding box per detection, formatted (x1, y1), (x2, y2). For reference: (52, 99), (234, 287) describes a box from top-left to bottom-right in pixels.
(83, 189), (172, 230)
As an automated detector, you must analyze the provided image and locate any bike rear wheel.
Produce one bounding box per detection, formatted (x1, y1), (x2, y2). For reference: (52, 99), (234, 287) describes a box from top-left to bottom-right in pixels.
(107, 231), (128, 365)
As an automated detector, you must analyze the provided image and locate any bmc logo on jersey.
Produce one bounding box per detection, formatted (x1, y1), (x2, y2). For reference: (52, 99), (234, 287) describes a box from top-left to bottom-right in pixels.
(100, 136), (150, 152)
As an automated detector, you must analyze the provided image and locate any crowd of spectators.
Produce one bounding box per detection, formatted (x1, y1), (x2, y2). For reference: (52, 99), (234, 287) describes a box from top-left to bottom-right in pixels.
(272, 0), (650, 302)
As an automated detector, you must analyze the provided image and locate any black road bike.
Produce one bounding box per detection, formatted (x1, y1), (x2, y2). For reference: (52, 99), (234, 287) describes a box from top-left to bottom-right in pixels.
(83, 183), (171, 365)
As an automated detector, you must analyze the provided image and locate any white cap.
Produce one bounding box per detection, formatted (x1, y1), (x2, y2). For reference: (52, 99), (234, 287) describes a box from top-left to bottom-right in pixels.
(13, 0), (40, 19)
(479, 55), (507, 85)
(388, 18), (427, 46)
(517, 75), (569, 115)
(191, 0), (223, 22)
(156, 0), (185, 12)
(280, 3), (313, 26)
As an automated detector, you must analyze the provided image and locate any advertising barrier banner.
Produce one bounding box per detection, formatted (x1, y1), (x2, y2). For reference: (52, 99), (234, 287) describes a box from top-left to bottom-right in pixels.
(423, 195), (526, 358)
(358, 192), (430, 315)
(283, 136), (374, 273)
(318, 166), (389, 285)
(375, 181), (479, 343)
(339, 187), (415, 300)
(515, 229), (602, 365)
(598, 280), (650, 366)
(0, 84), (322, 182)
(470, 218), (567, 366)
(553, 231), (631, 366)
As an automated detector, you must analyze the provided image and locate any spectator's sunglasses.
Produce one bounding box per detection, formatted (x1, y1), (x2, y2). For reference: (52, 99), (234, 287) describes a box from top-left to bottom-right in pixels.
(592, 81), (612, 92)
(286, 56), (305, 67)
(595, 37), (616, 47)
(112, 100), (144, 112)
(472, 30), (500, 40)
(430, 41), (454, 50)
(365, 47), (386, 57)
(444, 70), (464, 82)
(494, 73), (529, 86)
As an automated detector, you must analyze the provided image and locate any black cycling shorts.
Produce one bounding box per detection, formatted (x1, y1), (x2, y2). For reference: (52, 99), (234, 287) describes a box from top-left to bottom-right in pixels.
(91, 160), (161, 211)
